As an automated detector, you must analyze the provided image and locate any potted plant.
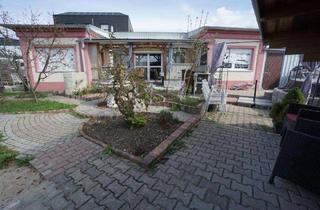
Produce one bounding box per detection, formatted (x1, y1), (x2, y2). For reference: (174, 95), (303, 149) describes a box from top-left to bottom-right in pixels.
(270, 87), (305, 133)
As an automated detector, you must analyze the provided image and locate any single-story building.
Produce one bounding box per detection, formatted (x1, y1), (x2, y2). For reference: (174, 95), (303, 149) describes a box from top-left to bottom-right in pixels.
(3, 24), (267, 93)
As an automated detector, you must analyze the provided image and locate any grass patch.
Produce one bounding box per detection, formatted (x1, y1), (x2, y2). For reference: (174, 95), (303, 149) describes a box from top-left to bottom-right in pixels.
(0, 145), (17, 168)
(0, 100), (76, 113)
(15, 155), (34, 167)
(170, 103), (181, 112)
(103, 145), (113, 155)
(16, 92), (48, 99)
(0, 91), (23, 97)
(0, 91), (48, 98)
(166, 140), (185, 155)
(0, 132), (4, 142)
(179, 96), (202, 107)
(70, 110), (89, 119)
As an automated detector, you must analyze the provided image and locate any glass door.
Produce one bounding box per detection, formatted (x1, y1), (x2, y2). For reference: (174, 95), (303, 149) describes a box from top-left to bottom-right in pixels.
(135, 53), (162, 82)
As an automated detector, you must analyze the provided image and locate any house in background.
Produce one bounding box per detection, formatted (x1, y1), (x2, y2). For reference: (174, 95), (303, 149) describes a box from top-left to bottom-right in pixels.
(0, 37), (24, 85)
(53, 12), (133, 32)
(2, 13), (270, 94)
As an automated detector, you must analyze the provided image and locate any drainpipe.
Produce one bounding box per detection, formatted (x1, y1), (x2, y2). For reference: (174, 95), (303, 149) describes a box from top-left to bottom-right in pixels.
(78, 39), (85, 72)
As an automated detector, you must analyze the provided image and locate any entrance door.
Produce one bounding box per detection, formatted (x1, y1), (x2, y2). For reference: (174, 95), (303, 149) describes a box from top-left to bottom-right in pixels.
(135, 53), (162, 82)
(262, 52), (284, 89)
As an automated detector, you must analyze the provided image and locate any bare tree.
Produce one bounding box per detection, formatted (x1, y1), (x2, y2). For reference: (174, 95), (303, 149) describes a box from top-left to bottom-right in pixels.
(0, 9), (67, 101)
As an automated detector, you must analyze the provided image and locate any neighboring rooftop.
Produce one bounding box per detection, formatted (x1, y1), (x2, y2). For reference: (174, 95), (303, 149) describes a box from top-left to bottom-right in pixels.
(53, 12), (133, 32)
(54, 12), (127, 16)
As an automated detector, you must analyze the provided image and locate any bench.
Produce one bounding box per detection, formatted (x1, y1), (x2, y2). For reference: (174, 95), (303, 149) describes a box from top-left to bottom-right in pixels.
(202, 79), (227, 111)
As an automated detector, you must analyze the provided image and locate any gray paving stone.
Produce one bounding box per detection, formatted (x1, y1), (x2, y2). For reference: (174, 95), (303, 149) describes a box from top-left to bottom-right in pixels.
(185, 183), (207, 200)
(153, 193), (177, 210)
(111, 171), (130, 183)
(100, 164), (118, 175)
(189, 195), (214, 210)
(136, 184), (159, 203)
(174, 202), (190, 210)
(119, 189), (143, 209)
(135, 199), (160, 210)
(153, 180), (174, 196)
(84, 166), (102, 178)
(99, 193), (126, 209)
(169, 187), (192, 206)
(254, 187), (279, 208)
(195, 168), (213, 181)
(47, 194), (72, 210)
(76, 176), (98, 191)
(96, 173), (115, 188)
(241, 193), (267, 210)
(218, 185), (241, 203)
(78, 198), (104, 210)
(106, 180), (127, 197)
(138, 174), (158, 188)
(68, 188), (91, 208)
(123, 176), (143, 192)
(199, 178), (220, 194)
(87, 184), (111, 202)
(204, 192), (229, 210)
(231, 180), (252, 196)
(167, 176), (188, 191)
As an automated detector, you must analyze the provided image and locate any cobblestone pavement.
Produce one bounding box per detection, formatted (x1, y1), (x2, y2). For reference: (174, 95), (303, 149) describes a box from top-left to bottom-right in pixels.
(4, 120), (320, 210)
(206, 104), (273, 132)
(0, 113), (86, 154)
(31, 137), (103, 179)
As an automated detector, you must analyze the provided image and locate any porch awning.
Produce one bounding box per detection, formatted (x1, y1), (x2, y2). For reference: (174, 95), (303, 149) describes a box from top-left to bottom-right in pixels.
(252, 0), (320, 61)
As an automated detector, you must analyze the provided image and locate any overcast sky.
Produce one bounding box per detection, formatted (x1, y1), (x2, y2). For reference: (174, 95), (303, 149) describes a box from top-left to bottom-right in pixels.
(0, 0), (258, 32)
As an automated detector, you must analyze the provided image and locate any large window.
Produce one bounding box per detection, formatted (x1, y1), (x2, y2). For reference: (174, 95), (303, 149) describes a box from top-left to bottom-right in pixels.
(36, 47), (75, 72)
(223, 48), (253, 70)
(135, 53), (162, 82)
(173, 48), (187, 63)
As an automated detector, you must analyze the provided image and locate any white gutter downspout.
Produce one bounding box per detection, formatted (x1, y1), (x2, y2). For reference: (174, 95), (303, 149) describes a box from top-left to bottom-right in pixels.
(259, 48), (267, 89)
(78, 39), (86, 73)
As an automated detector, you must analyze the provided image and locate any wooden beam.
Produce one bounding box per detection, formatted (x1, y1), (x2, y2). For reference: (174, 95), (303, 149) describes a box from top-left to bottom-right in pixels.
(260, 0), (320, 22)
(303, 53), (320, 61)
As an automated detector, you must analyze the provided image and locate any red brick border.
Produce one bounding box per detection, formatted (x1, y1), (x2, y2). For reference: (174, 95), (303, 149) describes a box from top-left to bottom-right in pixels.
(80, 115), (201, 168)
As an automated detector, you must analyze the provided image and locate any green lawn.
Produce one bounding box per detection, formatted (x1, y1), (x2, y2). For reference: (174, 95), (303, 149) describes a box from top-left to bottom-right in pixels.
(0, 100), (76, 113)
(0, 144), (17, 168)
(0, 91), (48, 98)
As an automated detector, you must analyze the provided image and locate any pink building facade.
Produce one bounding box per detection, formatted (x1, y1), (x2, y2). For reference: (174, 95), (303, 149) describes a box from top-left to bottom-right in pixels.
(8, 25), (266, 93)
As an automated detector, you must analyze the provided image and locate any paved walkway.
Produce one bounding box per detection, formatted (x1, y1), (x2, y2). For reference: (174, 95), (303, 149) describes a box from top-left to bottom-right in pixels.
(0, 113), (85, 155)
(206, 104), (273, 132)
(75, 99), (193, 122)
(3, 120), (320, 210)
(31, 137), (103, 179)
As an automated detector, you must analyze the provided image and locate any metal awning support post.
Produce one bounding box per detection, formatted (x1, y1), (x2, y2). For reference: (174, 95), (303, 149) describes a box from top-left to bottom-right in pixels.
(127, 43), (133, 70)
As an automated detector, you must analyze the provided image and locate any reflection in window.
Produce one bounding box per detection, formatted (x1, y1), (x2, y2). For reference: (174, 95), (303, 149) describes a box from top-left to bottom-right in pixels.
(135, 54), (148, 66)
(36, 47), (75, 72)
(173, 48), (186, 63)
(149, 54), (161, 66)
(223, 48), (252, 70)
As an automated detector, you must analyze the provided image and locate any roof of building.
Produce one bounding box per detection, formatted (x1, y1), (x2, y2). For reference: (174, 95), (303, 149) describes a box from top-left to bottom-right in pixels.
(112, 32), (189, 40)
(252, 0), (320, 61)
(54, 12), (127, 16)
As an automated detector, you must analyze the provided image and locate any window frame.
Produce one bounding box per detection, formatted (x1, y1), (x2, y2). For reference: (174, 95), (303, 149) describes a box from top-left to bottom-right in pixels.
(34, 45), (77, 73)
(222, 47), (255, 71)
(134, 52), (162, 82)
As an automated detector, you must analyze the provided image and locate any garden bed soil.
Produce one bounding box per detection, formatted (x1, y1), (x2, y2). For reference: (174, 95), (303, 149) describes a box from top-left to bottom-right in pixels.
(82, 114), (183, 156)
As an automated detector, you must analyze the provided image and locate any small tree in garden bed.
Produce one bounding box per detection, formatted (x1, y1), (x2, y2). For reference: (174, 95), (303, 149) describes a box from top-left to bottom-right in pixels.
(102, 49), (151, 128)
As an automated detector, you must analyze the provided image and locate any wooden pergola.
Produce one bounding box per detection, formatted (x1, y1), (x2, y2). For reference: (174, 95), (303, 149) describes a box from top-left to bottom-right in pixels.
(252, 0), (320, 61)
